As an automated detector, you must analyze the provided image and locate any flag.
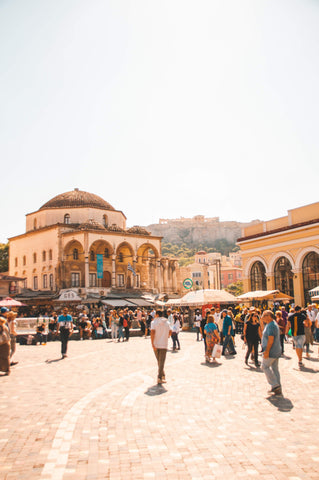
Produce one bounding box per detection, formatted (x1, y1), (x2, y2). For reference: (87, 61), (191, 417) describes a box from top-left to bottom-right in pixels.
(128, 262), (137, 276)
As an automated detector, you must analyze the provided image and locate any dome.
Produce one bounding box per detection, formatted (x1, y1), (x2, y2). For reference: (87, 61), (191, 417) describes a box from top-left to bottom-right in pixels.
(39, 189), (115, 211)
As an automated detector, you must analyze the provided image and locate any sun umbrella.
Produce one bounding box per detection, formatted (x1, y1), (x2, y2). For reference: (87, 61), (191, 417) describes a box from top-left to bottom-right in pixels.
(237, 290), (293, 301)
(178, 289), (238, 306)
(0, 297), (26, 307)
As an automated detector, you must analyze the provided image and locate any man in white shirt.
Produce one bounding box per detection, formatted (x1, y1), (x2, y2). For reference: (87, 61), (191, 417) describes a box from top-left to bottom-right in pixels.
(151, 310), (172, 384)
(306, 305), (316, 334)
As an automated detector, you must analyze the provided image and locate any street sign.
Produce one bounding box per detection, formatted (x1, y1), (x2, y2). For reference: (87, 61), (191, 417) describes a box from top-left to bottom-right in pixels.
(183, 278), (193, 289)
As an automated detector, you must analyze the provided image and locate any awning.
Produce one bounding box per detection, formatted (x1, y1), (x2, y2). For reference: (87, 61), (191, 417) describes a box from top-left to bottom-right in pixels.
(167, 289), (239, 306)
(101, 299), (137, 307)
(237, 290), (293, 301)
(125, 298), (154, 307)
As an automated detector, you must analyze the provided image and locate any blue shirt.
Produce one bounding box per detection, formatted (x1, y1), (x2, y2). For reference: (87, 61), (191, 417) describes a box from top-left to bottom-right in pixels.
(262, 320), (281, 358)
(204, 322), (218, 334)
(58, 314), (73, 329)
(222, 316), (233, 336)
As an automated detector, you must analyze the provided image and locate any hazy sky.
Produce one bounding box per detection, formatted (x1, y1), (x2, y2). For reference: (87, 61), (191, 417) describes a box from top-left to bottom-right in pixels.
(1, 0), (319, 243)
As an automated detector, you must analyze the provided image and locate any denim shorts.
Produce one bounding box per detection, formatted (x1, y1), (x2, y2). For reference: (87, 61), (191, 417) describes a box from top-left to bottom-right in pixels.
(293, 335), (305, 349)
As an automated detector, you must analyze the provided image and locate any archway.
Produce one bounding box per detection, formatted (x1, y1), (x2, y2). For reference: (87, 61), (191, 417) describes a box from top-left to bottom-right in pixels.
(250, 261), (267, 291)
(302, 252), (319, 305)
(274, 257), (294, 297)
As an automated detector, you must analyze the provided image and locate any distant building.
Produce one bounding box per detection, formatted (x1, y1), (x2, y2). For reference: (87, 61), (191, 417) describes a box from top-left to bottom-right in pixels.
(9, 189), (179, 299)
(182, 250), (242, 290)
(237, 202), (319, 306)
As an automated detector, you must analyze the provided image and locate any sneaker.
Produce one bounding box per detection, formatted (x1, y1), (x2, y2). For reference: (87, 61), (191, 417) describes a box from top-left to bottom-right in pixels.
(10, 361), (19, 366)
(157, 377), (162, 384)
(298, 361), (304, 368)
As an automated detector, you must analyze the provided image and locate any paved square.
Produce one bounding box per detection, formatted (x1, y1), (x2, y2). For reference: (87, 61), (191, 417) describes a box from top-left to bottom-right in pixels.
(1, 333), (319, 479)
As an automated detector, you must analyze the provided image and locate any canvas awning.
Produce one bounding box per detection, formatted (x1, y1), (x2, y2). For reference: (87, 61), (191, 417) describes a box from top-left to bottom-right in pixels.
(101, 299), (137, 307)
(125, 298), (154, 307)
(309, 286), (319, 297)
(237, 290), (293, 301)
(166, 289), (238, 306)
(54, 290), (82, 302)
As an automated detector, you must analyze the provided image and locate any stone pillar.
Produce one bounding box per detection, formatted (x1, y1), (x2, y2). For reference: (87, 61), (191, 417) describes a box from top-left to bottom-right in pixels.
(292, 269), (304, 306)
(163, 259), (168, 292)
(133, 256), (137, 288)
(172, 262), (178, 292)
(112, 254), (116, 288)
(266, 273), (275, 290)
(156, 259), (162, 293)
(84, 256), (89, 289)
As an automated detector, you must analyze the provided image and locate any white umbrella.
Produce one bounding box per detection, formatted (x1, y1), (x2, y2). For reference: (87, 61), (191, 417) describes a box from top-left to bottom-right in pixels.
(178, 289), (238, 306)
(237, 290), (293, 301)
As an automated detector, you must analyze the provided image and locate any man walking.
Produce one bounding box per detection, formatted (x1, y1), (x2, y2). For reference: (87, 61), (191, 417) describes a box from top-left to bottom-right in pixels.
(261, 310), (282, 395)
(150, 310), (172, 384)
(56, 307), (73, 359)
(288, 306), (306, 367)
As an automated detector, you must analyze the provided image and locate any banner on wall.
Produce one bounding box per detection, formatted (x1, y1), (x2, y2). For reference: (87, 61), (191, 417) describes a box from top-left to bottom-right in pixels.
(97, 254), (103, 279)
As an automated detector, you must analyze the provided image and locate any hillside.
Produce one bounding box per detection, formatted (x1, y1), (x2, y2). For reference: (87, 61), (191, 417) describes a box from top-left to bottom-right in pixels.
(146, 215), (260, 247)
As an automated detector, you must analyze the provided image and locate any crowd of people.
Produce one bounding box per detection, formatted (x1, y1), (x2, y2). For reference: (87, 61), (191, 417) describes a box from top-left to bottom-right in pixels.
(1, 301), (319, 396)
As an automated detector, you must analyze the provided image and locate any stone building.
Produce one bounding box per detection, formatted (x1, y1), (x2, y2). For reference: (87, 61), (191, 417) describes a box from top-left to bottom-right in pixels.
(9, 189), (179, 298)
(237, 202), (319, 306)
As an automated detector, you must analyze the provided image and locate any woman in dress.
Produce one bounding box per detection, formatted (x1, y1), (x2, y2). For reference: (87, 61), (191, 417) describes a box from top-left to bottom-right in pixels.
(243, 312), (262, 367)
(204, 314), (220, 363)
(0, 317), (11, 375)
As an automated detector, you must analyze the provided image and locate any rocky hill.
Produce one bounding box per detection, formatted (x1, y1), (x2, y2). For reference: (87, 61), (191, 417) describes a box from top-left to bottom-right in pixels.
(146, 215), (260, 246)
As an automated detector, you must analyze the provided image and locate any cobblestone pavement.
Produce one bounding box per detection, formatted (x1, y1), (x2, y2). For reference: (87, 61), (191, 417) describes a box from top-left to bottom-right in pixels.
(1, 332), (319, 480)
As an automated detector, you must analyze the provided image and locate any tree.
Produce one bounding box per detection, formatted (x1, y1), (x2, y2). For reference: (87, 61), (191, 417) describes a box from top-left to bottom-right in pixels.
(0, 243), (9, 272)
(225, 281), (243, 297)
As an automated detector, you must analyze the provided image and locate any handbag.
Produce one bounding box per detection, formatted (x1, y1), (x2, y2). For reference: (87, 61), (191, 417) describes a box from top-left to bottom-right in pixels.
(212, 343), (222, 358)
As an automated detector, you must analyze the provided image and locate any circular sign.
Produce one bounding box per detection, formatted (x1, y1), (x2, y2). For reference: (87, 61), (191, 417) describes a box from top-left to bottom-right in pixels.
(183, 278), (193, 289)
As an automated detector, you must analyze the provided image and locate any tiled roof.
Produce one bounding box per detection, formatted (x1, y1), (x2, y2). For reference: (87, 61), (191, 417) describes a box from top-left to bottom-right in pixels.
(39, 189), (115, 211)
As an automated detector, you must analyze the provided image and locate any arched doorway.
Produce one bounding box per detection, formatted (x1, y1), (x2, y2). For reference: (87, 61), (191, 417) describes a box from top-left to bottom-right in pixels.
(274, 257), (294, 297)
(250, 261), (267, 291)
(302, 252), (319, 305)
(102, 271), (111, 288)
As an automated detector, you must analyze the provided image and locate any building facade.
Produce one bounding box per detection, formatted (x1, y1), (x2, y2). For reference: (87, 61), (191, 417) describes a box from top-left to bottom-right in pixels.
(237, 202), (319, 306)
(9, 189), (179, 297)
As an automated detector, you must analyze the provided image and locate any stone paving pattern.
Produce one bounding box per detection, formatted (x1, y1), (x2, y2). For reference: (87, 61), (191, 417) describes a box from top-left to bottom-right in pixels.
(1, 333), (319, 480)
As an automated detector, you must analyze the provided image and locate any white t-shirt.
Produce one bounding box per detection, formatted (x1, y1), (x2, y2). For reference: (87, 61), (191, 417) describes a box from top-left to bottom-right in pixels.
(151, 317), (172, 349)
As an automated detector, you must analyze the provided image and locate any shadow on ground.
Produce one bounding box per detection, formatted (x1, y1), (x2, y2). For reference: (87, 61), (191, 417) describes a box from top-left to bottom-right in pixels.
(45, 358), (63, 364)
(144, 384), (167, 396)
(267, 395), (294, 412)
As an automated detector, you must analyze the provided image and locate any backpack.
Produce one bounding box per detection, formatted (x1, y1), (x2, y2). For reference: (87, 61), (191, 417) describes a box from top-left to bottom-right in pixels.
(123, 318), (128, 328)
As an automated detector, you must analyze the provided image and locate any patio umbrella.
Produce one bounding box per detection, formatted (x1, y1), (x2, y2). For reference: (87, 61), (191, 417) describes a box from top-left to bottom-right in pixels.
(178, 289), (238, 306)
(236, 290), (293, 301)
(0, 296), (26, 307)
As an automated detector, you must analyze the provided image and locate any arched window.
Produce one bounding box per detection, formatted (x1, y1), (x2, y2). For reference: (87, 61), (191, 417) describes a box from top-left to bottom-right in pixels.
(14, 257), (18, 267)
(103, 215), (108, 227)
(49, 274), (54, 289)
(104, 248), (109, 258)
(302, 252), (319, 305)
(23, 256), (26, 266)
(33, 219), (37, 230)
(73, 248), (79, 260)
(64, 214), (70, 224)
(274, 257), (294, 298)
(118, 252), (123, 263)
(33, 253), (37, 264)
(250, 261), (267, 291)
(90, 250), (95, 261)
(42, 251), (46, 262)
(49, 249), (53, 261)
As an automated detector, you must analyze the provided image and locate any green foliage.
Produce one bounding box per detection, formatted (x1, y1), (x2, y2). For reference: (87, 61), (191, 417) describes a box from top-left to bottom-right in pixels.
(225, 281), (243, 296)
(0, 243), (9, 272)
(162, 239), (238, 267)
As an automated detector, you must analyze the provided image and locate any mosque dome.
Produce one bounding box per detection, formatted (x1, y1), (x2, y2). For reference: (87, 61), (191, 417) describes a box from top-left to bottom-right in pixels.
(39, 189), (115, 211)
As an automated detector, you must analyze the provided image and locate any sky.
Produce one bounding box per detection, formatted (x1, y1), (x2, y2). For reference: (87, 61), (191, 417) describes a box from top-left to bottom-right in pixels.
(1, 0), (319, 243)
